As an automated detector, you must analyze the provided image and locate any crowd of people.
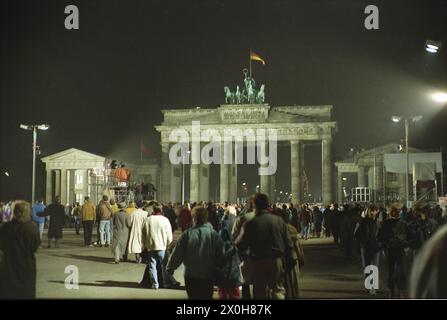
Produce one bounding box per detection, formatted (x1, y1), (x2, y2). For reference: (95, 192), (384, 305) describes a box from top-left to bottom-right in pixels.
(1, 194), (446, 299)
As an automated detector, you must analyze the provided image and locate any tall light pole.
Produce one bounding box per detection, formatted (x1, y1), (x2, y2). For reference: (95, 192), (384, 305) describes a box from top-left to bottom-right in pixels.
(20, 124), (50, 204)
(391, 116), (422, 207)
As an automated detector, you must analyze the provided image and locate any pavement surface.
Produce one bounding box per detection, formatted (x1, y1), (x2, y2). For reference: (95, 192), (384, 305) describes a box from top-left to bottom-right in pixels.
(36, 229), (391, 299)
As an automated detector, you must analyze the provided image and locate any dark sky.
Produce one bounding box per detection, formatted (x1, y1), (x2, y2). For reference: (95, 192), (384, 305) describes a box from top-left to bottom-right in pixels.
(1, 0), (446, 200)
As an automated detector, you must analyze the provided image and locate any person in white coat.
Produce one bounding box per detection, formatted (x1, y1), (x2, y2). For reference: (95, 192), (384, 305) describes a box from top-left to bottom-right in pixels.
(127, 203), (148, 263)
(141, 205), (173, 289)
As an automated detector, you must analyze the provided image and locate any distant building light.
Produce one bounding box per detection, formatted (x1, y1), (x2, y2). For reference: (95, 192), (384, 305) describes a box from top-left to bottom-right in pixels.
(425, 40), (441, 53)
(391, 116), (401, 123)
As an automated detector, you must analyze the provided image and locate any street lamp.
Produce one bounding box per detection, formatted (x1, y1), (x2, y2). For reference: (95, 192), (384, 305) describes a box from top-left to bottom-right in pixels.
(391, 115), (422, 207)
(20, 124), (50, 204)
(431, 92), (447, 103)
(425, 40), (442, 54)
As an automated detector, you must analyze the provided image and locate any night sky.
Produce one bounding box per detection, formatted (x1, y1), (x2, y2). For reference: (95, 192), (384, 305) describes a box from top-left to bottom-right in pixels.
(1, 0), (446, 201)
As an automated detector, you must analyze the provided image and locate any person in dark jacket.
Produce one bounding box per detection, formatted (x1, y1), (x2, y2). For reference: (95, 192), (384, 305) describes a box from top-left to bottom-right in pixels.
(289, 203), (300, 233)
(167, 206), (224, 299)
(409, 225), (447, 299)
(331, 203), (342, 244)
(322, 205), (331, 238)
(312, 206), (323, 238)
(407, 206), (439, 253)
(378, 205), (409, 299)
(340, 204), (359, 259)
(235, 193), (294, 300)
(354, 204), (382, 295)
(299, 204), (311, 240)
(178, 203), (192, 232)
(42, 196), (66, 248)
(0, 200), (40, 299)
(217, 206), (241, 299)
(163, 203), (178, 232)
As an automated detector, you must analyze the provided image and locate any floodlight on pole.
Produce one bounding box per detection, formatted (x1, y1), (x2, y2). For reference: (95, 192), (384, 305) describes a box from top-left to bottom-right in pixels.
(20, 124), (50, 204)
(391, 115), (422, 207)
(431, 92), (447, 103)
(391, 116), (401, 123)
(425, 40), (442, 53)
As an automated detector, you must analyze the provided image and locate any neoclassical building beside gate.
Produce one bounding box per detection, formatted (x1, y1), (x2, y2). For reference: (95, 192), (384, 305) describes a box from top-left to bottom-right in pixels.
(41, 148), (159, 205)
(155, 103), (337, 204)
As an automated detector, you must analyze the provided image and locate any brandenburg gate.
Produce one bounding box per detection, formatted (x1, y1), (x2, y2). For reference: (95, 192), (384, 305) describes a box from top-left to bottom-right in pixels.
(155, 71), (337, 204)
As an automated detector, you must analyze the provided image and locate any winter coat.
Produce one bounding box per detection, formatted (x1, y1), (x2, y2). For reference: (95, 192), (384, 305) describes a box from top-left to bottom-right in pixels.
(216, 224), (241, 287)
(283, 224), (304, 299)
(32, 202), (46, 225)
(0, 220), (40, 299)
(111, 210), (131, 256)
(236, 210), (294, 264)
(127, 209), (147, 254)
(355, 217), (382, 258)
(81, 201), (96, 221)
(44, 203), (65, 239)
(409, 225), (447, 298)
(142, 213), (173, 251)
(407, 219), (439, 251)
(98, 200), (112, 221)
(167, 222), (224, 281)
(378, 218), (409, 252)
(179, 208), (192, 231)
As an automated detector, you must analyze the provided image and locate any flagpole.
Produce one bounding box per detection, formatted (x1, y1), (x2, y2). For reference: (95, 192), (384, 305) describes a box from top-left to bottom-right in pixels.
(140, 139), (143, 162)
(249, 48), (252, 78)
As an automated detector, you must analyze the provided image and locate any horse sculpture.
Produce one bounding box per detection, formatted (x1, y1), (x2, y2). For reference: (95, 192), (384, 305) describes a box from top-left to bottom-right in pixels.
(224, 86), (235, 104)
(256, 84), (265, 103)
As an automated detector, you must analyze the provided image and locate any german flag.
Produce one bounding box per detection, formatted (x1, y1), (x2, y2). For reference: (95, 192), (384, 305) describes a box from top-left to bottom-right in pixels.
(250, 51), (266, 65)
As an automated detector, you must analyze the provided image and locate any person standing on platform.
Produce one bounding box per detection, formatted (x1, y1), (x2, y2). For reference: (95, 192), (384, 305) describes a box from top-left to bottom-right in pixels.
(80, 196), (96, 247)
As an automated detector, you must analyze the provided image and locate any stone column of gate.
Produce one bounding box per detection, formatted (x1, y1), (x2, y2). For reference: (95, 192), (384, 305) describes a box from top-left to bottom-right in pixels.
(160, 143), (171, 202)
(199, 142), (210, 202)
(290, 140), (301, 204)
(60, 168), (67, 205)
(358, 165), (366, 187)
(55, 170), (61, 198)
(230, 161), (238, 203)
(200, 162), (210, 202)
(189, 136), (202, 203)
(45, 167), (53, 205)
(259, 140), (271, 197)
(337, 170), (343, 204)
(322, 138), (333, 204)
(299, 142), (305, 202)
(83, 169), (89, 200)
(220, 142), (230, 203)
